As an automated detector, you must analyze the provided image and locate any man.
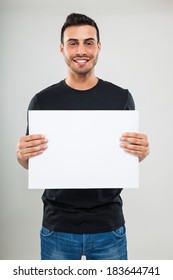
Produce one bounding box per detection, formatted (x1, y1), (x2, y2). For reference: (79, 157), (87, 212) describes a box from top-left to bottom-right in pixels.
(16, 13), (149, 260)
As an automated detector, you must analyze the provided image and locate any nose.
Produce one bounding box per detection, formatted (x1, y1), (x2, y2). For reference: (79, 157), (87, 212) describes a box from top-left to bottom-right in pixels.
(76, 44), (87, 56)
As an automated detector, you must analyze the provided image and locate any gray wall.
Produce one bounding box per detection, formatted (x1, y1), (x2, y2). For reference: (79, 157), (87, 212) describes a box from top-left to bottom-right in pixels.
(1, 0), (173, 259)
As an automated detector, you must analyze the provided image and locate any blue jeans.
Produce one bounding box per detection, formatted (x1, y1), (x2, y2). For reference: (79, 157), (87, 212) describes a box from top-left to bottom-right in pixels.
(40, 226), (127, 260)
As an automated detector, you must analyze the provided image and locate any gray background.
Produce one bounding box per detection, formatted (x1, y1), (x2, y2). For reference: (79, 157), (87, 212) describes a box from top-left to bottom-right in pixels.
(1, 0), (173, 259)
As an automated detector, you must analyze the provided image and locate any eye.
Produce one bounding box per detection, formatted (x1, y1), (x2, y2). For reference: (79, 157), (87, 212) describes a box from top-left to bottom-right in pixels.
(85, 41), (94, 46)
(68, 41), (78, 46)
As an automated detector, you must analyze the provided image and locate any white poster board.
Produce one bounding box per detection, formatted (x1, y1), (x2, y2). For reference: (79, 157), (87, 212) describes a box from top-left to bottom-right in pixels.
(29, 110), (139, 189)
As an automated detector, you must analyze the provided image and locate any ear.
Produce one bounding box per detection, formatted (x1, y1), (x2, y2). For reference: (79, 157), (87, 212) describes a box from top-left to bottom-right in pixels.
(98, 42), (101, 52)
(60, 43), (64, 54)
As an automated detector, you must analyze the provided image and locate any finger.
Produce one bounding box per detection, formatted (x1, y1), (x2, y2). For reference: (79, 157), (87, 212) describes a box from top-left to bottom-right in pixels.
(25, 138), (48, 149)
(120, 142), (149, 160)
(23, 144), (47, 154)
(120, 133), (149, 148)
(19, 134), (45, 143)
(120, 142), (144, 152)
(121, 132), (147, 139)
(120, 133), (149, 162)
(18, 135), (48, 149)
(17, 144), (47, 161)
(27, 134), (46, 140)
(122, 147), (145, 157)
(17, 150), (44, 162)
(120, 137), (148, 147)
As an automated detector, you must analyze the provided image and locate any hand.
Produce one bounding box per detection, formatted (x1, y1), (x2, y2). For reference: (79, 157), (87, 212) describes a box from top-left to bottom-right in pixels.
(16, 134), (48, 169)
(120, 132), (149, 162)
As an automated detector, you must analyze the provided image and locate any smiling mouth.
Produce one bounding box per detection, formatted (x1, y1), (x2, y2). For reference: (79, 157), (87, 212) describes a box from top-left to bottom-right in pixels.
(73, 58), (90, 65)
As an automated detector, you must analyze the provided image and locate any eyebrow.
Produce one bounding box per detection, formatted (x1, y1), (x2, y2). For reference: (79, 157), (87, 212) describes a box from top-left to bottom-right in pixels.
(67, 38), (96, 43)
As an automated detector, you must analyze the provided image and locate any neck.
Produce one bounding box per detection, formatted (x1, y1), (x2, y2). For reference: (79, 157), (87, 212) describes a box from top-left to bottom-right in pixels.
(65, 72), (98, 90)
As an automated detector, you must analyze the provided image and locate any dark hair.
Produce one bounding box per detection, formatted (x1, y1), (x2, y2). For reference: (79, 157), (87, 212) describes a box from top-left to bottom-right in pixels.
(61, 13), (100, 43)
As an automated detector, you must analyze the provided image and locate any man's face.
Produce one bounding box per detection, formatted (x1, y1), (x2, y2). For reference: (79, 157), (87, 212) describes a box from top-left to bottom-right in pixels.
(60, 25), (101, 76)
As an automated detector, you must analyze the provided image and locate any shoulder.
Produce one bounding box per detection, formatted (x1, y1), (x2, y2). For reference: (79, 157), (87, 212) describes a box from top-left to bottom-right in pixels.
(99, 79), (126, 91)
(36, 81), (64, 97)
(28, 81), (64, 110)
(98, 79), (135, 110)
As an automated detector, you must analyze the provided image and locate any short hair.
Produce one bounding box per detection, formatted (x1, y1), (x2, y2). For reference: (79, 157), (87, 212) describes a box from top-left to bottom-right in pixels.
(61, 13), (100, 43)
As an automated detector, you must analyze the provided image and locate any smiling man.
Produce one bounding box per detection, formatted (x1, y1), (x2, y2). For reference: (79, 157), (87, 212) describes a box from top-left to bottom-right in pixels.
(60, 22), (101, 91)
(16, 13), (149, 260)
(61, 25), (100, 77)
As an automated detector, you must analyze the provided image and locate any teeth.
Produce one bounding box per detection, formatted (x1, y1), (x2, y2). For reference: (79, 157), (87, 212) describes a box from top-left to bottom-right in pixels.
(76, 60), (87, 63)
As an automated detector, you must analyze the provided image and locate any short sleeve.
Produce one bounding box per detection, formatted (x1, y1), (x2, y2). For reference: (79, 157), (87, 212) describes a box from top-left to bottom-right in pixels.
(26, 95), (40, 135)
(124, 90), (135, 110)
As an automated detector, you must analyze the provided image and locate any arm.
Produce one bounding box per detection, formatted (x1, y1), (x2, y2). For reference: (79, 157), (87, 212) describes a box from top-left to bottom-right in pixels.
(16, 134), (48, 169)
(120, 132), (149, 162)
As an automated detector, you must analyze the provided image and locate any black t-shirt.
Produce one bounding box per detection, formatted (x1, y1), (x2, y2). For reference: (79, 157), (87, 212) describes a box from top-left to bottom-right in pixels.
(27, 79), (135, 233)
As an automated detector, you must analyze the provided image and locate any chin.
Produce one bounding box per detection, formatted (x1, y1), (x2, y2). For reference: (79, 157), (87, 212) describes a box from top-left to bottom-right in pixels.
(73, 67), (93, 75)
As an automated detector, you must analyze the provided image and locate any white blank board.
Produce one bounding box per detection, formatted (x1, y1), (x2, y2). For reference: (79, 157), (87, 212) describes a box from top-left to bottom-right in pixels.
(29, 110), (139, 189)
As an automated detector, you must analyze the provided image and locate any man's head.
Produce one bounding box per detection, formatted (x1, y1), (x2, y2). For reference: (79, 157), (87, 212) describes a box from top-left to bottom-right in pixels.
(60, 13), (101, 77)
(61, 13), (100, 44)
